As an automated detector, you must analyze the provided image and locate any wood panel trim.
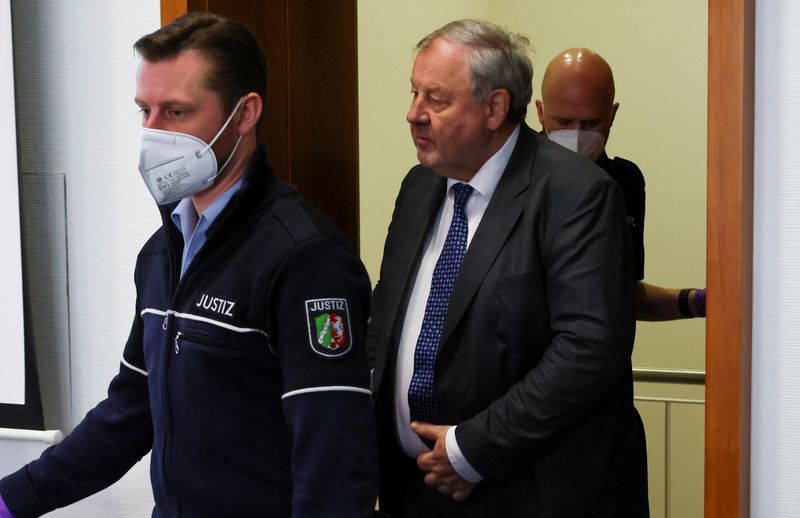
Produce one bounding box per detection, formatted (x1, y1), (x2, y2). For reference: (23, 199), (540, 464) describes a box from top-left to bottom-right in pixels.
(705, 1), (755, 517)
(160, 0), (207, 26)
(160, 0), (187, 26)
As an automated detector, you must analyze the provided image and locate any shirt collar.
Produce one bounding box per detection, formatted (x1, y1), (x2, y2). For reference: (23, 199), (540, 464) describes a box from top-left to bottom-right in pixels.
(170, 179), (244, 234)
(447, 124), (520, 198)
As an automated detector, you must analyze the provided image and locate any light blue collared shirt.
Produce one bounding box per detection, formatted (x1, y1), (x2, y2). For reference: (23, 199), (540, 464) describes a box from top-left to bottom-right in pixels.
(170, 180), (243, 277)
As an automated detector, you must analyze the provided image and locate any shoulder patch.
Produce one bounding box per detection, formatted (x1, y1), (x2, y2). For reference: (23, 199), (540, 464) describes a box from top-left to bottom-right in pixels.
(305, 298), (352, 358)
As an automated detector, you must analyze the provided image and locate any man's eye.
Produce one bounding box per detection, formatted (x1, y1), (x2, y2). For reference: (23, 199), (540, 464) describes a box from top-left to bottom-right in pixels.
(169, 110), (184, 117)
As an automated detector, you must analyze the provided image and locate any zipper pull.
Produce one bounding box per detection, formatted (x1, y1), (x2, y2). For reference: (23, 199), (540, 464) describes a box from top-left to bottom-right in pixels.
(174, 331), (182, 355)
(162, 315), (169, 330)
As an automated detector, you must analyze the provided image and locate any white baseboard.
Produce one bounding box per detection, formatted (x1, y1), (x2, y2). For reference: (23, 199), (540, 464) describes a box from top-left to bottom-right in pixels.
(0, 428), (63, 478)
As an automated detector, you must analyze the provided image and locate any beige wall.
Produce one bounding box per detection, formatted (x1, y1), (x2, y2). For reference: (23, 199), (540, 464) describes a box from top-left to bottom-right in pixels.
(498, 0), (707, 372)
(357, 0), (707, 372)
(357, 0), (489, 281)
(357, 4), (708, 516)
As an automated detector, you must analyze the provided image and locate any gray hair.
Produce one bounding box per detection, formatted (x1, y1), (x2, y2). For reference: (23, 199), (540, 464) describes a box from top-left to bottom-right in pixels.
(417, 19), (533, 123)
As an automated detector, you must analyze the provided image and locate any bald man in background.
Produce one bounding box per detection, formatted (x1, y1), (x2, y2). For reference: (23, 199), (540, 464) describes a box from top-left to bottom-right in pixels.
(536, 48), (706, 321)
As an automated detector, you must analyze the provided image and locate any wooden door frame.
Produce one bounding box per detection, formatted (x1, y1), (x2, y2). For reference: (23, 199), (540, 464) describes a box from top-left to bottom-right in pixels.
(705, 0), (754, 517)
(160, 1), (757, 516)
(158, 0), (360, 248)
(161, 0), (206, 25)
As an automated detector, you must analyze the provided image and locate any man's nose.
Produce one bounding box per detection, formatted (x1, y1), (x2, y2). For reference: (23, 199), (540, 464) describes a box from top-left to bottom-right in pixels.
(406, 104), (430, 124)
(407, 100), (429, 125)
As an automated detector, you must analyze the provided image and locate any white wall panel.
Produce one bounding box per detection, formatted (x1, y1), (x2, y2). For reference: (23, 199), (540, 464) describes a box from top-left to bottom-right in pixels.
(0, 0), (25, 406)
(9, 1), (160, 515)
(752, 1), (800, 516)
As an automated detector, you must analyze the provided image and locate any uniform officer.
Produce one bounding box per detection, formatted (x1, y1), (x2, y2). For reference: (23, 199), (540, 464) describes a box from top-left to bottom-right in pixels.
(0, 12), (377, 518)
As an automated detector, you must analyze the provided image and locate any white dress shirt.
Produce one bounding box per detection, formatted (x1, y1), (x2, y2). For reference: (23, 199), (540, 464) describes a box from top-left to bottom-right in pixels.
(393, 125), (520, 482)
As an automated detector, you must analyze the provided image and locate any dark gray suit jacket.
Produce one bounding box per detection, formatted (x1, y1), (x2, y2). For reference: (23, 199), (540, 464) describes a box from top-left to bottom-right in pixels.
(368, 125), (649, 517)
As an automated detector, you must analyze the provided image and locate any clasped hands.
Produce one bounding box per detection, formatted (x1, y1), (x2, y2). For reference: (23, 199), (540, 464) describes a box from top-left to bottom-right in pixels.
(410, 421), (477, 502)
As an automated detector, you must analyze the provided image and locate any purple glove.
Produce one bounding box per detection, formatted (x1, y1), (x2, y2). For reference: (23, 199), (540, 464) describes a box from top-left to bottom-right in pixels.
(0, 493), (14, 518)
(695, 288), (706, 318)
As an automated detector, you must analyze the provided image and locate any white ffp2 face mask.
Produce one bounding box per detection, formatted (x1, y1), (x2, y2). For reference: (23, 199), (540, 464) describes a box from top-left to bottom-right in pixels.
(138, 98), (244, 205)
(547, 129), (606, 162)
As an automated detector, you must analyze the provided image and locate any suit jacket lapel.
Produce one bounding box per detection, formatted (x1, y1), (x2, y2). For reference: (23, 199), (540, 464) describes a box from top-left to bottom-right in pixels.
(439, 126), (538, 348)
(389, 175), (446, 316)
(376, 171), (447, 374)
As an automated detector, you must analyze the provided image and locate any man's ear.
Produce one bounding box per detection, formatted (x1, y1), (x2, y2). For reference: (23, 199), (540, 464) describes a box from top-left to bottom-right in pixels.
(609, 101), (620, 128)
(236, 92), (263, 135)
(535, 99), (545, 129)
(486, 89), (511, 130)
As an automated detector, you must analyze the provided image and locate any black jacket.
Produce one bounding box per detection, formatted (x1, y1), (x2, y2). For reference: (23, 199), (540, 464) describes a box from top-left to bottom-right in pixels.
(596, 152), (646, 281)
(0, 146), (378, 517)
(369, 126), (648, 517)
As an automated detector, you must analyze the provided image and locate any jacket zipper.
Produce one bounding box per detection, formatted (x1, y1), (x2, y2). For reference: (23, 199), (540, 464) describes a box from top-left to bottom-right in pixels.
(163, 227), (182, 517)
(160, 312), (177, 517)
(158, 187), (248, 516)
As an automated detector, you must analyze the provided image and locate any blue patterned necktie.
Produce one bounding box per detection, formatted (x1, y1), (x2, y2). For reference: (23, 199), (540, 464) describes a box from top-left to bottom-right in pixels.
(408, 183), (473, 434)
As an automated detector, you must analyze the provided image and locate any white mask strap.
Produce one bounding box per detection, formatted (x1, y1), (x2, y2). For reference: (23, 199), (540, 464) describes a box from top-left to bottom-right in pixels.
(210, 134), (244, 182)
(198, 96), (245, 157)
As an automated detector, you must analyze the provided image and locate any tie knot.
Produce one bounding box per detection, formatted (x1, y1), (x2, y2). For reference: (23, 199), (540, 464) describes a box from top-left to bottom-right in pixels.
(452, 183), (473, 211)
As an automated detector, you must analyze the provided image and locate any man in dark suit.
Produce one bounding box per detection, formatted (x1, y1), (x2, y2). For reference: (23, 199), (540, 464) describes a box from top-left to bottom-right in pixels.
(368, 19), (649, 517)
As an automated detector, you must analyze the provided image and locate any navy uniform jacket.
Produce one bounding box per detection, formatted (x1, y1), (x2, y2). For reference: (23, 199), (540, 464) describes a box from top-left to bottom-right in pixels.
(0, 146), (378, 518)
(369, 125), (649, 517)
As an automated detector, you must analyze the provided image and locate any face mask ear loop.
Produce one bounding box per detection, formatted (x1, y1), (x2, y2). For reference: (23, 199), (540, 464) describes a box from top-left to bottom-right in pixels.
(209, 134), (244, 183)
(197, 96), (245, 158)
